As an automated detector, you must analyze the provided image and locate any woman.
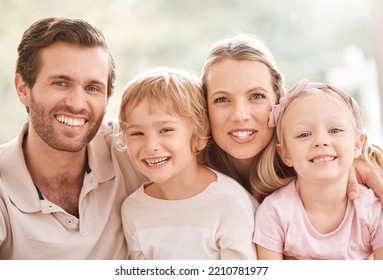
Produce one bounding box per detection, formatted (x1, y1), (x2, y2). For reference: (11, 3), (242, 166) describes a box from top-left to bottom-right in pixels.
(200, 32), (383, 203)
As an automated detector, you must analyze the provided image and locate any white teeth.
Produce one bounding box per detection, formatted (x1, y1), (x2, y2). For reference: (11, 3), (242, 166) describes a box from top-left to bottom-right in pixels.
(56, 115), (86, 127)
(231, 131), (253, 140)
(144, 157), (169, 167)
(312, 156), (335, 163)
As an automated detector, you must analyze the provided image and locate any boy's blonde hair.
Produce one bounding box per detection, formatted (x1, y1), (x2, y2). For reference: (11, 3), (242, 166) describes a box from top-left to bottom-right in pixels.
(117, 67), (209, 153)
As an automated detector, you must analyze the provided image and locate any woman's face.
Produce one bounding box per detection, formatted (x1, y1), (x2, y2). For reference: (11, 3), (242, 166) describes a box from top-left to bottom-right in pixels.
(206, 59), (276, 161)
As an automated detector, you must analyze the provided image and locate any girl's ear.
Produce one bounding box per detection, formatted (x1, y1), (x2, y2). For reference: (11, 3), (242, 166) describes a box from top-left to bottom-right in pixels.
(276, 143), (293, 167)
(15, 74), (31, 107)
(354, 132), (365, 158)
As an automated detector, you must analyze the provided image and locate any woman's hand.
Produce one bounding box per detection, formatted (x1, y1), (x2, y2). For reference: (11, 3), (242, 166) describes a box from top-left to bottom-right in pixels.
(347, 158), (383, 205)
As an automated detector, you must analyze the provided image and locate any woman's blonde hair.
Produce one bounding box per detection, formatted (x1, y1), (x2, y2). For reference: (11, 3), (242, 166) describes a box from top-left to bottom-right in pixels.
(117, 67), (209, 153)
(199, 32), (294, 201)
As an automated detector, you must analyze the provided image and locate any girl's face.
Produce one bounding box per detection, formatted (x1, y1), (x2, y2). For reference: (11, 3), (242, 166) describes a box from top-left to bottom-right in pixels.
(206, 59), (276, 161)
(277, 94), (363, 185)
(123, 99), (198, 185)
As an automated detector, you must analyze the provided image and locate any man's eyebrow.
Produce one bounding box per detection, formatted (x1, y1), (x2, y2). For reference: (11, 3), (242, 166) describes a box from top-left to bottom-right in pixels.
(47, 74), (72, 81)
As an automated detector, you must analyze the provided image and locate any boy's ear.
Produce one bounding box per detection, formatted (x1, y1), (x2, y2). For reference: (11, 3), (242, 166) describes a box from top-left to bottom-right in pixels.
(15, 74), (31, 107)
(276, 143), (293, 167)
(193, 136), (208, 154)
(354, 132), (365, 158)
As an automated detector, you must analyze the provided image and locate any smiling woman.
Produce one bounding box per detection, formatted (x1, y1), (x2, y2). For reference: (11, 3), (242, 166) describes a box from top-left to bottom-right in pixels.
(0, 0), (379, 146)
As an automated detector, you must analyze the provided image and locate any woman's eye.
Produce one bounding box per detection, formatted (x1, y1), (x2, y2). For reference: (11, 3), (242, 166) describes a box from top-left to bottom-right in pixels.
(250, 93), (265, 100)
(214, 97), (228, 103)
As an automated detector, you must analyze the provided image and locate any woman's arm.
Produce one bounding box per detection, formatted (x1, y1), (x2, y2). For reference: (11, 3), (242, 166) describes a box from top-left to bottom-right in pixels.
(347, 159), (383, 205)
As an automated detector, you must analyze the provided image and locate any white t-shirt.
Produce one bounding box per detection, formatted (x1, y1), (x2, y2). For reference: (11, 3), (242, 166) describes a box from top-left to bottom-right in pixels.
(122, 169), (258, 260)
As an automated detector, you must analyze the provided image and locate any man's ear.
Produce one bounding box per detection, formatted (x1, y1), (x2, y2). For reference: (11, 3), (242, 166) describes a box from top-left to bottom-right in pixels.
(14, 74), (31, 107)
(276, 143), (293, 167)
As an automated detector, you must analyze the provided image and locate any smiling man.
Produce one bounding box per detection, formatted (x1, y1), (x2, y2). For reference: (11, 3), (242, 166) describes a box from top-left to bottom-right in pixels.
(0, 17), (145, 259)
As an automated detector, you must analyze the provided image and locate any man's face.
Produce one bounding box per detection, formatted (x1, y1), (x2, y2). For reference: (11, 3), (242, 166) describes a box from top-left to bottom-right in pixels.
(20, 42), (109, 152)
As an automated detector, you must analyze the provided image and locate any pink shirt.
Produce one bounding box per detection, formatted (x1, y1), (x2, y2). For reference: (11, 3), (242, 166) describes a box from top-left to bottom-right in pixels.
(0, 121), (145, 259)
(254, 180), (383, 259)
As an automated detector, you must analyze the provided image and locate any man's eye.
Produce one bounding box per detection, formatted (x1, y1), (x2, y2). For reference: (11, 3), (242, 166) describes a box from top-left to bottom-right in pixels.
(53, 81), (67, 87)
(86, 86), (99, 92)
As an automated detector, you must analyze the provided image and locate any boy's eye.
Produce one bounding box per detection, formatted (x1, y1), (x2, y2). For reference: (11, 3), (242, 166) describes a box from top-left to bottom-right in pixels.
(130, 131), (143, 136)
(160, 128), (174, 134)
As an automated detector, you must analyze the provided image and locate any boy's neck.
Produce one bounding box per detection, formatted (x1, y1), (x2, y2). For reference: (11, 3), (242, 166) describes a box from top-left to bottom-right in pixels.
(144, 164), (216, 200)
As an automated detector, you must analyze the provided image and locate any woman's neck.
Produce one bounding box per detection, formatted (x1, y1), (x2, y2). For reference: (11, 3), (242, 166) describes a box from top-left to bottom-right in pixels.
(228, 155), (255, 179)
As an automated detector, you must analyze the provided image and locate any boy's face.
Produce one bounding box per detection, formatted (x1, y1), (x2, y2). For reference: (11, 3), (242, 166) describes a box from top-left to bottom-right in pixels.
(123, 99), (198, 185)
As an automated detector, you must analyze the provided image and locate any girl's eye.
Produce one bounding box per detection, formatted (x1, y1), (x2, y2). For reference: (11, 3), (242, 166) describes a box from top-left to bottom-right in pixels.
(330, 128), (343, 134)
(214, 97), (228, 103)
(297, 132), (311, 138)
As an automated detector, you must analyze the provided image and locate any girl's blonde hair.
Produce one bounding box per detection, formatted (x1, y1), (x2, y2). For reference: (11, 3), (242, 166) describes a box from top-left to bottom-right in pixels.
(200, 32), (294, 200)
(270, 84), (383, 199)
(117, 67), (209, 153)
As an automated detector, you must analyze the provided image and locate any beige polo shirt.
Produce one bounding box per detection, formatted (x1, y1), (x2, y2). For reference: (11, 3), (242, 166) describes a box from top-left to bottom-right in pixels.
(0, 121), (145, 259)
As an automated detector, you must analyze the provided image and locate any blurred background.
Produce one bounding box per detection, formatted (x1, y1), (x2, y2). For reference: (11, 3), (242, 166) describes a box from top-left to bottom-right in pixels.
(1, 0), (382, 145)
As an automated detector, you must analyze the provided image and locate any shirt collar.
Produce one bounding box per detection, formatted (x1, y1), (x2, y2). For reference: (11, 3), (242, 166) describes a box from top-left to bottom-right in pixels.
(1, 122), (115, 213)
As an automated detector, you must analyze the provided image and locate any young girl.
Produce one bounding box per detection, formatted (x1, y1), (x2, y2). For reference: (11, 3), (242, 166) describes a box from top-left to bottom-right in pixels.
(200, 32), (383, 205)
(254, 79), (383, 259)
(117, 67), (258, 260)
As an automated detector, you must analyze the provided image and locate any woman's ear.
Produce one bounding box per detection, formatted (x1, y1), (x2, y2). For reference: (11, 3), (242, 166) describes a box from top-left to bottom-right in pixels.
(276, 143), (293, 167)
(14, 74), (31, 107)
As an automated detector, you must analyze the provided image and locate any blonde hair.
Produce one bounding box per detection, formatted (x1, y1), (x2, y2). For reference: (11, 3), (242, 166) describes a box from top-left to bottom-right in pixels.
(199, 32), (293, 199)
(276, 88), (383, 193)
(117, 67), (209, 153)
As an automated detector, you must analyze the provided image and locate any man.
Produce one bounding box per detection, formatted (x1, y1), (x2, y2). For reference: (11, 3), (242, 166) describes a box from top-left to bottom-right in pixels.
(0, 17), (145, 259)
